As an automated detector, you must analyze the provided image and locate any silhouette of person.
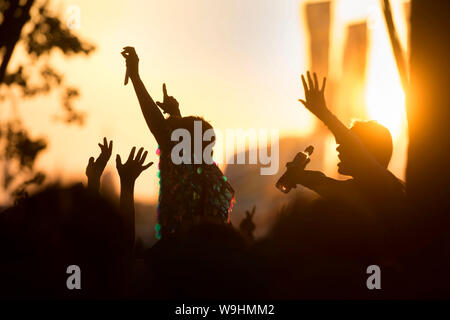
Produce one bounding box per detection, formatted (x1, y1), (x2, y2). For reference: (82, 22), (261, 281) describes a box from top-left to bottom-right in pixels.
(86, 137), (112, 195)
(121, 47), (234, 239)
(86, 138), (152, 250)
(286, 71), (405, 219)
(0, 183), (128, 299)
(116, 146), (153, 250)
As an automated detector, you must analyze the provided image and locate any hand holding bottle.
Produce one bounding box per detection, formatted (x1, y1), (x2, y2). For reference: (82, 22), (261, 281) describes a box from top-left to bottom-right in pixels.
(276, 145), (314, 193)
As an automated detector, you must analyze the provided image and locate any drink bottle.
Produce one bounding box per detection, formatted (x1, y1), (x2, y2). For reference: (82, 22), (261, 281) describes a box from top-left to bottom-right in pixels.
(275, 145), (314, 193)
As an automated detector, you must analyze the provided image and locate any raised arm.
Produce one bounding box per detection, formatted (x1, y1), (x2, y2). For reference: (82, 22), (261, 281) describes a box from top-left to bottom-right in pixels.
(121, 47), (168, 147)
(298, 72), (387, 181)
(288, 169), (346, 200)
(85, 137), (113, 194)
(116, 146), (153, 251)
(156, 83), (182, 118)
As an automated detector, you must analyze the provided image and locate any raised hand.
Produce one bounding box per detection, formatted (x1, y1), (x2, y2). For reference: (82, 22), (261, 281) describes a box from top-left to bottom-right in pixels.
(86, 137), (113, 182)
(116, 146), (153, 185)
(298, 71), (328, 119)
(156, 83), (181, 117)
(121, 46), (139, 85)
(245, 206), (256, 221)
(239, 206), (256, 241)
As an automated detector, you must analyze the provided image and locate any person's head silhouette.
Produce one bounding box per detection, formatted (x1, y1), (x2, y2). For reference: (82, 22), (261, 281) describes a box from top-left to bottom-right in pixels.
(336, 120), (393, 175)
(157, 115), (234, 239)
(166, 116), (215, 163)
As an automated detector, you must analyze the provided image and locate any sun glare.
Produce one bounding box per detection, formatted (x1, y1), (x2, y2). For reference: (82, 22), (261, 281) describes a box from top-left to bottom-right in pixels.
(365, 2), (406, 139)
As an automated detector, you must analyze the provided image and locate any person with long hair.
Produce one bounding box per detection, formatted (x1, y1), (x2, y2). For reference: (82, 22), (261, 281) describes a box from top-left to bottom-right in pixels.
(121, 47), (234, 240)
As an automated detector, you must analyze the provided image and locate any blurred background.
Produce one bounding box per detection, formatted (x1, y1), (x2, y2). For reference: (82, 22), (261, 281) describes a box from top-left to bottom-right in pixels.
(0, 0), (410, 245)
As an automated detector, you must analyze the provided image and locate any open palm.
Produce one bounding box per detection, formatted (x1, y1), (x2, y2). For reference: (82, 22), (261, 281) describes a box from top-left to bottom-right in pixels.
(116, 146), (153, 184)
(298, 71), (328, 118)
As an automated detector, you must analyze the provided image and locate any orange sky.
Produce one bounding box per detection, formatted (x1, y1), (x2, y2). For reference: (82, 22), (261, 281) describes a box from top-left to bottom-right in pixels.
(4, 0), (410, 204)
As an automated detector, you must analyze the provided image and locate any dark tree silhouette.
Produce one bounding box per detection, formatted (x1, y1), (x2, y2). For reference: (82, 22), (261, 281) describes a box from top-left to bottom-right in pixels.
(404, 0), (450, 296)
(0, 0), (95, 201)
(407, 0), (450, 235)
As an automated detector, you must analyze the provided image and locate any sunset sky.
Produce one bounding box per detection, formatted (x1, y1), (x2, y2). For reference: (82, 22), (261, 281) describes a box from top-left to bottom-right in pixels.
(4, 0), (410, 204)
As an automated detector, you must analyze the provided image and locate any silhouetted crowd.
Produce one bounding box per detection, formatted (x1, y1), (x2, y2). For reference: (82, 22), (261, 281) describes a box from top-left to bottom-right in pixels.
(0, 47), (446, 300)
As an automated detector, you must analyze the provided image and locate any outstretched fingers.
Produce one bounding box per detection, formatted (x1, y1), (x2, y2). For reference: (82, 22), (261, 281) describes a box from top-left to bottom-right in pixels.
(116, 154), (122, 167)
(142, 161), (153, 170)
(139, 151), (148, 166)
(306, 71), (314, 92)
(117, 146), (153, 178)
(98, 138), (105, 150)
(127, 146), (136, 163)
(135, 147), (144, 162)
(320, 77), (327, 93)
(313, 72), (319, 90)
(298, 99), (307, 107)
(98, 137), (113, 157)
(301, 74), (309, 93)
